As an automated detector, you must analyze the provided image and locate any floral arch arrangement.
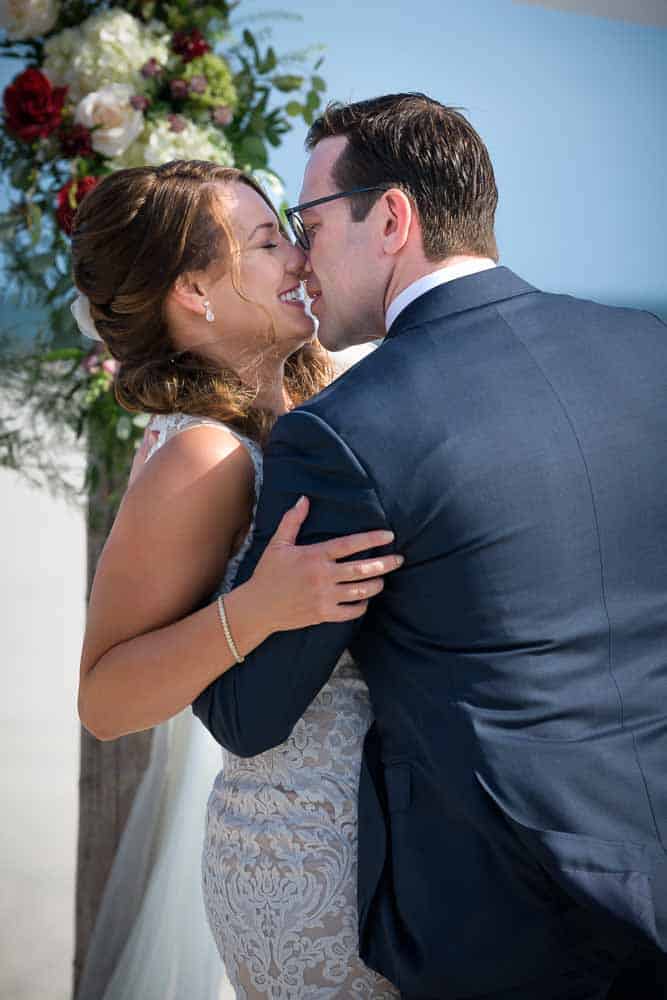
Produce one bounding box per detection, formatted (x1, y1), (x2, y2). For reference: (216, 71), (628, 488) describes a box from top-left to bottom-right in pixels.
(0, 0), (325, 499)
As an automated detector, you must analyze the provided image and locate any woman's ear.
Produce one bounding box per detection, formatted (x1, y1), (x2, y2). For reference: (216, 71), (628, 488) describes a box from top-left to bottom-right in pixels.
(381, 189), (413, 257)
(168, 273), (208, 319)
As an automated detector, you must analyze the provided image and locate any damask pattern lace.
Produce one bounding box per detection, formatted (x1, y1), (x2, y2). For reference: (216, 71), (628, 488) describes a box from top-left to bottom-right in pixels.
(147, 415), (398, 998)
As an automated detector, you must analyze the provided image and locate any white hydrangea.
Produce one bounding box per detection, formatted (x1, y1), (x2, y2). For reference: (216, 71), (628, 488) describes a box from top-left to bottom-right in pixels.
(0, 0), (58, 40)
(75, 84), (144, 158)
(43, 9), (169, 103)
(112, 116), (235, 169)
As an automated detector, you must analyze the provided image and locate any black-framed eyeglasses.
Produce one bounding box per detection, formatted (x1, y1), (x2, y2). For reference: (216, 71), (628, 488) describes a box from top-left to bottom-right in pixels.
(285, 186), (389, 251)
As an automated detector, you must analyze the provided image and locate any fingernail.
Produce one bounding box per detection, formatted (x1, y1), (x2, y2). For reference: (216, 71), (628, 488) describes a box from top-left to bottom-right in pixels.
(296, 495), (307, 507)
(396, 555), (405, 565)
(381, 531), (395, 542)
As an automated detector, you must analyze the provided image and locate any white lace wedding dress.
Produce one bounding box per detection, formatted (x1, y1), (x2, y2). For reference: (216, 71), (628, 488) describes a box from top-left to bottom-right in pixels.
(78, 390), (397, 998)
(191, 413), (397, 998)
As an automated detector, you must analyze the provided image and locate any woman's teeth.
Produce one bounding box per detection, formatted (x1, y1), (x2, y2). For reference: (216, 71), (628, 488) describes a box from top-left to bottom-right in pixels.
(279, 287), (303, 304)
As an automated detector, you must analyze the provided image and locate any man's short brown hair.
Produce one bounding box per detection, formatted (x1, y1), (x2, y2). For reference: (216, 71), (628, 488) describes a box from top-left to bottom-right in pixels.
(306, 93), (499, 262)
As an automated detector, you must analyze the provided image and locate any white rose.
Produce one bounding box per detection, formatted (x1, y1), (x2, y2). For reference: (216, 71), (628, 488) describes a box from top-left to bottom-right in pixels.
(75, 84), (144, 158)
(0, 0), (58, 39)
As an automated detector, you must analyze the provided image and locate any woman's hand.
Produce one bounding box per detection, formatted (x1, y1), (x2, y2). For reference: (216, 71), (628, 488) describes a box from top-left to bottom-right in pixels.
(246, 496), (403, 632)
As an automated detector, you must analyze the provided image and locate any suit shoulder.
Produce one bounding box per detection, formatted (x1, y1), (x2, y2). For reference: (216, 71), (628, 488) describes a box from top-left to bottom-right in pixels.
(506, 289), (662, 325)
(297, 342), (397, 428)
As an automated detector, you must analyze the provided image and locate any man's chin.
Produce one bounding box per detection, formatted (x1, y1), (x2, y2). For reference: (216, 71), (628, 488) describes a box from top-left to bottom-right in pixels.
(316, 326), (344, 352)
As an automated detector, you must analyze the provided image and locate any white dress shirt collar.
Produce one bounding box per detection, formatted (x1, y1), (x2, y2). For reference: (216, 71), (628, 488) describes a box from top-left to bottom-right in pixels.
(385, 258), (497, 332)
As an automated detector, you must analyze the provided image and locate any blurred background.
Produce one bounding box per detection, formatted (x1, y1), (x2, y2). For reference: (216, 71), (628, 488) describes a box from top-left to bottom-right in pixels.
(1, 1), (665, 998)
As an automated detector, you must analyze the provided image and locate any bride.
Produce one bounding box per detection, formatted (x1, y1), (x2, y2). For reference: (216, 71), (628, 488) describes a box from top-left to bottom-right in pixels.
(73, 160), (401, 998)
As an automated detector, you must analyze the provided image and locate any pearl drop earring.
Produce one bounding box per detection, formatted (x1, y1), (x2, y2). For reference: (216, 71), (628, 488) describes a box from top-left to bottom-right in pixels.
(204, 300), (215, 322)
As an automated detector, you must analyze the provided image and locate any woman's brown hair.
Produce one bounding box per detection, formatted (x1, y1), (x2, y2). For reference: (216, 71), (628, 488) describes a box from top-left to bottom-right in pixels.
(71, 160), (333, 444)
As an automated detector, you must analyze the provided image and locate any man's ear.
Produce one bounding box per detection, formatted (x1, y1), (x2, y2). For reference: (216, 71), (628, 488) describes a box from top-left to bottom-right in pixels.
(381, 189), (413, 257)
(169, 273), (207, 318)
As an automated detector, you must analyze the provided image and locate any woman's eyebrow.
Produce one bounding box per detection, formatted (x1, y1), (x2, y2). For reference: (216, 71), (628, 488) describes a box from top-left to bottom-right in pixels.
(248, 221), (277, 239)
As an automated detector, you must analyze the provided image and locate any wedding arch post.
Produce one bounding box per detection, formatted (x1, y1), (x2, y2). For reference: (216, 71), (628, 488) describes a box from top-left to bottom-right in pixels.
(0, 4), (325, 995)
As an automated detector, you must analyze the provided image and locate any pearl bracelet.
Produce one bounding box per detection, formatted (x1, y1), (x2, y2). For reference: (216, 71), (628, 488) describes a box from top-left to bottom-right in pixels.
(217, 594), (245, 664)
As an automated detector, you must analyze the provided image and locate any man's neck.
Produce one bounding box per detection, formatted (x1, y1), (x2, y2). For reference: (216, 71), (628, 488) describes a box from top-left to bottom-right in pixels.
(384, 255), (497, 333)
(383, 255), (493, 317)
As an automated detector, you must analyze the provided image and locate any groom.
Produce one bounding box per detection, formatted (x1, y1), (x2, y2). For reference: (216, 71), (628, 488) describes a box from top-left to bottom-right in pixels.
(194, 93), (667, 997)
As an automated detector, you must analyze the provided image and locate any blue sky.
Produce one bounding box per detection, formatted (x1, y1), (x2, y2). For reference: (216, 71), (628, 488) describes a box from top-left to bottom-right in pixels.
(249, 0), (667, 315)
(1, 0), (665, 316)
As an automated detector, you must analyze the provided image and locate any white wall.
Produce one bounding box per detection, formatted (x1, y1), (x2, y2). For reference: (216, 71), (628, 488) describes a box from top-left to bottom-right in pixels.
(0, 465), (86, 1000)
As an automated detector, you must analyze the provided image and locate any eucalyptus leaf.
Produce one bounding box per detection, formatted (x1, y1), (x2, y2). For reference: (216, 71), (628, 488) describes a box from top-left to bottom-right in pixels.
(272, 74), (304, 93)
(238, 135), (268, 167)
(43, 348), (85, 362)
(27, 203), (42, 247)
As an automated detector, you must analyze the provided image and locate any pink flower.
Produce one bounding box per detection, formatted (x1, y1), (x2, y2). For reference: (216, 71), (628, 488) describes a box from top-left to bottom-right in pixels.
(141, 58), (162, 79)
(169, 78), (188, 101)
(167, 113), (187, 133)
(130, 94), (151, 111)
(212, 105), (233, 127)
(188, 75), (207, 95)
(102, 359), (119, 376)
(81, 352), (101, 375)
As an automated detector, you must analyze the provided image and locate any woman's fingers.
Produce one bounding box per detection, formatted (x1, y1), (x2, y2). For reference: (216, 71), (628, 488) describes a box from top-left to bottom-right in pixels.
(335, 554), (404, 581)
(328, 600), (370, 622)
(270, 496), (310, 545)
(336, 578), (386, 603)
(324, 529), (395, 561)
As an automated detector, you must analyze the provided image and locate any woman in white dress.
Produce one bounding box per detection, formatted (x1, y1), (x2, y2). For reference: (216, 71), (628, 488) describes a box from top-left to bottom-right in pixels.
(73, 161), (401, 998)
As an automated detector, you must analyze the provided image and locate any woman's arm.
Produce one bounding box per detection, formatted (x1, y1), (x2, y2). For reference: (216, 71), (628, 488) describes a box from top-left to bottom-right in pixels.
(79, 424), (400, 741)
(79, 425), (256, 739)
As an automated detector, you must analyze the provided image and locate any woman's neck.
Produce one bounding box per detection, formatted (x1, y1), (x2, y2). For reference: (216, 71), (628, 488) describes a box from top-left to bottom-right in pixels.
(248, 358), (292, 416)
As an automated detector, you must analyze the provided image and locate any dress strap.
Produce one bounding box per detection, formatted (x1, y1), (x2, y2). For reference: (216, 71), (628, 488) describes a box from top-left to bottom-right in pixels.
(145, 413), (263, 504)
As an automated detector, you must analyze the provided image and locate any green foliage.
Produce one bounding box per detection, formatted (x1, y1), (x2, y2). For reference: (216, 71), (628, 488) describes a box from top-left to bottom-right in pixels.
(0, 0), (327, 503)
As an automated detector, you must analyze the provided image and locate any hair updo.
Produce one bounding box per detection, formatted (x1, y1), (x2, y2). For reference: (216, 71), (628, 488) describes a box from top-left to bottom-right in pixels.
(71, 160), (333, 444)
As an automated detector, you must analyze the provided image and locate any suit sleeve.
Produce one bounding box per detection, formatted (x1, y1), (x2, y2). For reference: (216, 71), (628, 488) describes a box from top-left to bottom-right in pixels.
(192, 408), (391, 756)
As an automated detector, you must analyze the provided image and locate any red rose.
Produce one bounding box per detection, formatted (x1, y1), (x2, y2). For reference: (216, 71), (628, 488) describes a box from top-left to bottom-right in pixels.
(60, 124), (93, 158)
(4, 68), (67, 143)
(172, 29), (210, 62)
(56, 176), (98, 235)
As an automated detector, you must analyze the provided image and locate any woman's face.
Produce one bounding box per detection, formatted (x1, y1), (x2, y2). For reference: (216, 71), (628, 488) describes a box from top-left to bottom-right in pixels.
(201, 181), (315, 370)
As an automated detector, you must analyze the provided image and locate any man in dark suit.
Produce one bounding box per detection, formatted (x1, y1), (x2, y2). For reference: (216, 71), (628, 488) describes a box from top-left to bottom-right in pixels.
(194, 93), (667, 998)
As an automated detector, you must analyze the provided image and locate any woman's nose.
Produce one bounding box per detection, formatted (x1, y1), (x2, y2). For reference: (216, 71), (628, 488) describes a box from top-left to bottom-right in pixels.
(287, 241), (307, 275)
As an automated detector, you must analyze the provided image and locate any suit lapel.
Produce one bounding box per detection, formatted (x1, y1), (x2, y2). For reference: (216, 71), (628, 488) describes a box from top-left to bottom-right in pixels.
(384, 267), (538, 341)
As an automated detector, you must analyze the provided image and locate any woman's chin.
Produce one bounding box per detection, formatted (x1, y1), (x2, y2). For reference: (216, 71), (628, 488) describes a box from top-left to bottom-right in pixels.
(280, 316), (317, 348)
